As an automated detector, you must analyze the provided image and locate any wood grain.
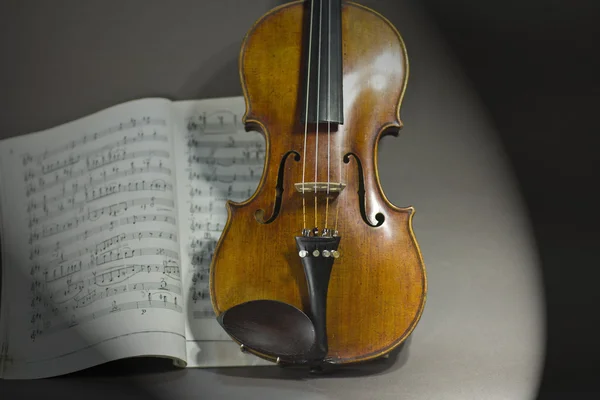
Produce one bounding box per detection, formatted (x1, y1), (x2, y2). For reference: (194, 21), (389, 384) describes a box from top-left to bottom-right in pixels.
(210, 0), (427, 364)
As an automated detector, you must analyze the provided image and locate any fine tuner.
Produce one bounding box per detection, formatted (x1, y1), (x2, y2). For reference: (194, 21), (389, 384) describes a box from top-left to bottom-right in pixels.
(298, 247), (340, 258)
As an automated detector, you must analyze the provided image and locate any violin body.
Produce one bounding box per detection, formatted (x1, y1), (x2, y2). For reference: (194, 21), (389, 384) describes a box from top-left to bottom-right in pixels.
(210, 0), (426, 366)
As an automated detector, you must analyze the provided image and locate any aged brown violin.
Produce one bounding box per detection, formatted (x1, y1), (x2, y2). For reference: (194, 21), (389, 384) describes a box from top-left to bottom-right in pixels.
(210, 0), (427, 370)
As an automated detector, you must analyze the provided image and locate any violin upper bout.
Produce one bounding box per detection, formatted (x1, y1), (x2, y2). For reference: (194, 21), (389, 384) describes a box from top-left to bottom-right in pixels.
(341, 2), (410, 137)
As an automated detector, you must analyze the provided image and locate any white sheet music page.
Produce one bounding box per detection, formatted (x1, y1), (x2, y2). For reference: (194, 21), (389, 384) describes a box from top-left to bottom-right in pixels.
(171, 97), (271, 367)
(0, 98), (187, 379)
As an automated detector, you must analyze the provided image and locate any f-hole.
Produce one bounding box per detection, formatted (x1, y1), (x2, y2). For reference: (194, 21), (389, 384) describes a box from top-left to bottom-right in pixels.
(254, 150), (301, 224)
(343, 153), (385, 227)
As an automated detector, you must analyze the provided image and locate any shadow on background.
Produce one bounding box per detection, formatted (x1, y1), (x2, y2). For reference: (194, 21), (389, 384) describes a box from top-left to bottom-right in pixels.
(417, 0), (600, 397)
(180, 42), (244, 100)
(205, 338), (411, 382)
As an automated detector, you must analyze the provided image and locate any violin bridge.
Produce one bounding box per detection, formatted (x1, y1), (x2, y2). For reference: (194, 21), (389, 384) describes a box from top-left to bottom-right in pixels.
(294, 182), (346, 194)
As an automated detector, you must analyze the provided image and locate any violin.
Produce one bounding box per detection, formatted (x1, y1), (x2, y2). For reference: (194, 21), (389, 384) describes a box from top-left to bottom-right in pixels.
(210, 0), (427, 370)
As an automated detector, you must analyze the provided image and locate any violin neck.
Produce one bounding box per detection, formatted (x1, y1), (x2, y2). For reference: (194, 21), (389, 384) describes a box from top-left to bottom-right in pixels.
(300, 0), (344, 125)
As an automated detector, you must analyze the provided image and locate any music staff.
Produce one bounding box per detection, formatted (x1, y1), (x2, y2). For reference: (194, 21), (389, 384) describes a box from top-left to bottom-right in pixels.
(189, 221), (224, 233)
(22, 117), (167, 166)
(29, 181), (172, 224)
(95, 247), (179, 266)
(32, 213), (176, 244)
(185, 110), (238, 134)
(26, 159), (171, 197)
(31, 296), (182, 341)
(53, 263), (181, 301)
(25, 178), (168, 210)
(32, 230), (177, 258)
(74, 281), (182, 309)
(187, 154), (264, 167)
(187, 170), (261, 183)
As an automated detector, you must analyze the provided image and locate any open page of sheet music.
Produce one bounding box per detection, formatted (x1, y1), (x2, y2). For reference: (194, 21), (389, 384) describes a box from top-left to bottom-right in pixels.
(171, 98), (271, 367)
(0, 99), (187, 378)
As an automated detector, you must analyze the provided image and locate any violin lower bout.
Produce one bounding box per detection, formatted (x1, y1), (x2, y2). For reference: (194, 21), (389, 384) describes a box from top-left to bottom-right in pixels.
(210, 195), (426, 364)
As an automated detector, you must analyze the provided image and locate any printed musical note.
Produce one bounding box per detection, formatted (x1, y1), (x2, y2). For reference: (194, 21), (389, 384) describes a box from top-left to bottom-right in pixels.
(25, 117), (166, 165)
(0, 99), (210, 376)
(178, 108), (265, 326)
(11, 113), (184, 345)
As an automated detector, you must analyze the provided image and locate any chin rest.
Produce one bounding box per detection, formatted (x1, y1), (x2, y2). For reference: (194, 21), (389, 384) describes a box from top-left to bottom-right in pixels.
(217, 299), (318, 364)
(217, 235), (342, 367)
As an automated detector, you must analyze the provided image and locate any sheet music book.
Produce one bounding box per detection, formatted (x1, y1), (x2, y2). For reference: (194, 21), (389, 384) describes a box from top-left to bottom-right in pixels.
(0, 97), (275, 379)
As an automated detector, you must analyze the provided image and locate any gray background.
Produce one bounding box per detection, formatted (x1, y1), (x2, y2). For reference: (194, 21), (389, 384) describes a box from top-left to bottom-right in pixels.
(0, 1), (544, 399)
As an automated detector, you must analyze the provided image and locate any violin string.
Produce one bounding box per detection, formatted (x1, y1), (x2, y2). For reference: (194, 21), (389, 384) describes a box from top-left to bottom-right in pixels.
(335, 134), (341, 232)
(325, 0), (331, 231)
(302, 0), (316, 233)
(314, 0), (324, 231)
(334, 0), (341, 233)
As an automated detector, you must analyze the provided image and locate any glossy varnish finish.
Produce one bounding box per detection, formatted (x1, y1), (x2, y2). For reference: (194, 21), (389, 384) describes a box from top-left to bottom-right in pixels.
(210, 0), (427, 364)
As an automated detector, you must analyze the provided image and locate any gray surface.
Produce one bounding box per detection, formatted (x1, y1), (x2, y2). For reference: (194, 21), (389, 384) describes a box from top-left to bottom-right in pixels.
(0, 1), (544, 399)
